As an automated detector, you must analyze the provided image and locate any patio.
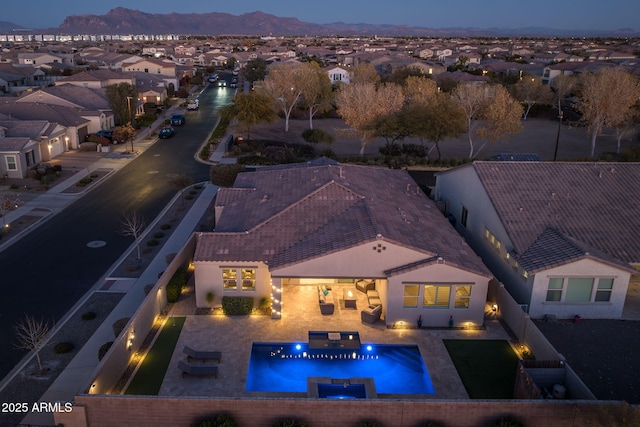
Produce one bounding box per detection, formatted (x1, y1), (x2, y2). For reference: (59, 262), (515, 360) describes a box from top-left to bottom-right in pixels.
(151, 283), (513, 399)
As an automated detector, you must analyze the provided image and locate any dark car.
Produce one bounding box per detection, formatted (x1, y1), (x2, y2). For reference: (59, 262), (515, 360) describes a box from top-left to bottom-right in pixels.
(158, 127), (175, 139)
(170, 114), (186, 126)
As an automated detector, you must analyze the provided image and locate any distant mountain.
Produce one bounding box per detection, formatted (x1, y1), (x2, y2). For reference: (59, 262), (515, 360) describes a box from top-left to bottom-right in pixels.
(0, 21), (25, 33)
(17, 8), (640, 37)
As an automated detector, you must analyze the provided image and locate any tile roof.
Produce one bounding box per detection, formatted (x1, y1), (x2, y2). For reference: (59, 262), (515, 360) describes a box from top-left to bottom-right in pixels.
(471, 161), (640, 264)
(19, 84), (110, 111)
(0, 101), (89, 127)
(196, 163), (489, 276)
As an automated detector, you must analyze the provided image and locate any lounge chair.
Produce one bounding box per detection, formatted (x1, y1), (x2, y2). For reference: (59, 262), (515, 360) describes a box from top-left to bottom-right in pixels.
(178, 360), (218, 378)
(183, 345), (222, 362)
(361, 305), (382, 324)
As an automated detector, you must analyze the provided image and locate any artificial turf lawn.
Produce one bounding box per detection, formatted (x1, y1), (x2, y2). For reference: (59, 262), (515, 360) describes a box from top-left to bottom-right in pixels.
(443, 339), (519, 399)
(125, 316), (186, 395)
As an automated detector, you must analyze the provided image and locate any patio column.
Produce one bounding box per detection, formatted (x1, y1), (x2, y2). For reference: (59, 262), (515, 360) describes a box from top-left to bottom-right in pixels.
(271, 278), (282, 320)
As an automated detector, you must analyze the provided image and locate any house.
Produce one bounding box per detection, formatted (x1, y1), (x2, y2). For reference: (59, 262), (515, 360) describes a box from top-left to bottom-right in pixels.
(325, 65), (350, 85)
(193, 161), (492, 328)
(0, 63), (47, 93)
(121, 58), (179, 90)
(54, 69), (135, 89)
(434, 162), (640, 319)
(0, 118), (67, 177)
(17, 52), (75, 67)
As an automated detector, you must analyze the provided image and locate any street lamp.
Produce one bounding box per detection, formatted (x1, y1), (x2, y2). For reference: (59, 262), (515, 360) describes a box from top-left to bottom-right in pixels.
(553, 110), (563, 161)
(126, 96), (133, 125)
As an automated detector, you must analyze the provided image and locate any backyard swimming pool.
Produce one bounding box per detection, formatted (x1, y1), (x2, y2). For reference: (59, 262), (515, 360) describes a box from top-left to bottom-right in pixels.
(245, 343), (435, 395)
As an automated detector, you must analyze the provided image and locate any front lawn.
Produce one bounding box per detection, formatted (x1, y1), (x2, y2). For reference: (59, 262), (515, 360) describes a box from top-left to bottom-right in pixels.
(443, 339), (519, 399)
(125, 316), (186, 395)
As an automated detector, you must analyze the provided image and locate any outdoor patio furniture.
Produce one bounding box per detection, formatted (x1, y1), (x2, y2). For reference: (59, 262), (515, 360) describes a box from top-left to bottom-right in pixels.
(343, 288), (357, 309)
(318, 285), (335, 314)
(356, 279), (375, 293)
(183, 345), (222, 362)
(361, 305), (382, 324)
(178, 360), (218, 378)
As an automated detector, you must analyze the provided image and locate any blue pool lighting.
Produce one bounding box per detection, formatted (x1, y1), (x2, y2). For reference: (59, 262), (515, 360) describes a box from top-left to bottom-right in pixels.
(246, 343), (435, 395)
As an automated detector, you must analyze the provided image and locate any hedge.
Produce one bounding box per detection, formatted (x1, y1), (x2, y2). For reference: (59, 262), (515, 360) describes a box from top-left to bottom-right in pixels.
(221, 296), (254, 315)
(166, 267), (191, 303)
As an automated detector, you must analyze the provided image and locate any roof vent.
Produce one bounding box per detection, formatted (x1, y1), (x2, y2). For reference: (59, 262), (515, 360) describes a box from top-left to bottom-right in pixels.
(261, 194), (269, 202)
(519, 207), (524, 212)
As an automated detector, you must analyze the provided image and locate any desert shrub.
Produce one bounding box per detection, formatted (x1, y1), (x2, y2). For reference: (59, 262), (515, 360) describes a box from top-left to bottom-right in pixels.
(302, 128), (333, 144)
(221, 296), (254, 315)
(272, 419), (308, 427)
(237, 155), (277, 166)
(160, 224), (171, 230)
(81, 311), (96, 321)
(190, 414), (238, 427)
(146, 239), (159, 247)
(98, 342), (113, 361)
(153, 232), (165, 238)
(402, 143), (428, 157)
(193, 184), (203, 190)
(486, 416), (524, 427)
(185, 195), (194, 200)
(54, 342), (74, 354)
(135, 113), (157, 128)
(112, 317), (130, 338)
(358, 422), (382, 427)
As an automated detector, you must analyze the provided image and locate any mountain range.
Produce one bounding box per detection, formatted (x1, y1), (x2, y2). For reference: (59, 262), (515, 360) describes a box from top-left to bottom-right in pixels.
(1, 8), (638, 37)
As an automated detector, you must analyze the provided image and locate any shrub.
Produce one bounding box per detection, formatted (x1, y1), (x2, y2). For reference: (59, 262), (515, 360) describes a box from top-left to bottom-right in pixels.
(146, 239), (159, 247)
(54, 342), (74, 354)
(210, 164), (246, 187)
(301, 128), (333, 144)
(221, 296), (254, 315)
(486, 416), (525, 427)
(98, 342), (114, 361)
(10, 184), (19, 189)
(153, 232), (165, 238)
(160, 224), (171, 230)
(237, 155), (277, 166)
(190, 414), (238, 427)
(206, 291), (216, 305)
(81, 311), (97, 321)
(112, 317), (130, 338)
(166, 267), (191, 303)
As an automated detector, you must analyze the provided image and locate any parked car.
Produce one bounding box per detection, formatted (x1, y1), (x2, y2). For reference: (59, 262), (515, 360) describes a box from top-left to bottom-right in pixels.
(230, 82), (237, 88)
(208, 74), (219, 83)
(187, 99), (199, 110)
(158, 127), (175, 139)
(170, 114), (186, 126)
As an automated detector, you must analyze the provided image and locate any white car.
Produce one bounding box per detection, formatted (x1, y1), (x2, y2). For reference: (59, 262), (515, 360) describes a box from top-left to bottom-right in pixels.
(187, 99), (199, 110)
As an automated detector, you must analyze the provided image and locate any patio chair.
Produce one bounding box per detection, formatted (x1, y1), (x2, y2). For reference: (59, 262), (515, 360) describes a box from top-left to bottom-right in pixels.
(361, 305), (382, 324)
(183, 345), (222, 362)
(178, 360), (218, 378)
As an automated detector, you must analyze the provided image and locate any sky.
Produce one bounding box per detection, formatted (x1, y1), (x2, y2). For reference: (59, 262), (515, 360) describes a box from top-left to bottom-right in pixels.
(4, 0), (639, 32)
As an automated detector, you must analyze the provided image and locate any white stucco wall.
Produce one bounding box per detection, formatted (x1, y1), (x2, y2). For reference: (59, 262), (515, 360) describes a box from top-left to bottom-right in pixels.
(528, 258), (630, 319)
(194, 261), (271, 309)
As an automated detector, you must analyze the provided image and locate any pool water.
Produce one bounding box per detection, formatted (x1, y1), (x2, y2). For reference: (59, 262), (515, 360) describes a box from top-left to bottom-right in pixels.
(245, 343), (435, 395)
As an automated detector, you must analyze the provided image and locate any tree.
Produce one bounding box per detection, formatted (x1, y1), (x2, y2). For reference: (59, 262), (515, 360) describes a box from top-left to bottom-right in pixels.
(120, 211), (146, 261)
(169, 175), (193, 206)
(383, 66), (426, 86)
(112, 123), (137, 153)
(404, 93), (466, 161)
(404, 76), (439, 106)
(244, 58), (268, 82)
(14, 315), (50, 374)
(452, 82), (523, 158)
(1, 193), (22, 230)
(512, 76), (554, 120)
(229, 91), (277, 140)
(576, 67), (640, 157)
(550, 74), (577, 114)
(336, 82), (405, 155)
(351, 62), (381, 85)
(262, 63), (304, 132)
(105, 83), (138, 125)
(298, 62), (334, 130)
(369, 110), (412, 156)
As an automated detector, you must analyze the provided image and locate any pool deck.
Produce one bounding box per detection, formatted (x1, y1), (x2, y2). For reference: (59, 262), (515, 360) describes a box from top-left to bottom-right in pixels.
(158, 283), (513, 399)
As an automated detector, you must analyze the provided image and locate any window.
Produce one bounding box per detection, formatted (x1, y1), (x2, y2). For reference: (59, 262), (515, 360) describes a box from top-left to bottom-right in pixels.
(595, 278), (613, 302)
(423, 285), (451, 309)
(222, 268), (237, 290)
(546, 278), (563, 302)
(460, 206), (468, 228)
(241, 268), (256, 291)
(403, 285), (420, 308)
(454, 285), (471, 308)
(565, 277), (594, 302)
(6, 155), (17, 171)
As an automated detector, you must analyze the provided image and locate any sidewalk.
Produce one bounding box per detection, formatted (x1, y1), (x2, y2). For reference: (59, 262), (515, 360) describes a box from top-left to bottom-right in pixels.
(20, 182), (218, 426)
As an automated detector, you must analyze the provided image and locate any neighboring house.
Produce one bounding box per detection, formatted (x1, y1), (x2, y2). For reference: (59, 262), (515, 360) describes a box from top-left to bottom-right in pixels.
(17, 84), (115, 132)
(0, 63), (47, 93)
(0, 118), (68, 177)
(122, 58), (179, 90)
(55, 69), (135, 89)
(17, 52), (75, 67)
(325, 66), (350, 85)
(434, 162), (640, 319)
(129, 72), (169, 105)
(0, 102), (91, 149)
(193, 161), (492, 328)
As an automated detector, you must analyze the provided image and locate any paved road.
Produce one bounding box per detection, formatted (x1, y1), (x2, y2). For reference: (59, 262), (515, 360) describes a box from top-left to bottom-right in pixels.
(0, 83), (232, 379)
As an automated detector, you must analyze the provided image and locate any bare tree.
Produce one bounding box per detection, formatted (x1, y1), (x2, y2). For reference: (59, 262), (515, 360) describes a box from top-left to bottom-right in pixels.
(262, 63), (304, 132)
(512, 76), (554, 120)
(576, 67), (640, 157)
(452, 82), (523, 158)
(550, 74), (577, 114)
(169, 175), (193, 206)
(1, 193), (22, 230)
(14, 315), (50, 374)
(298, 62), (334, 130)
(120, 211), (146, 261)
(336, 82), (405, 156)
